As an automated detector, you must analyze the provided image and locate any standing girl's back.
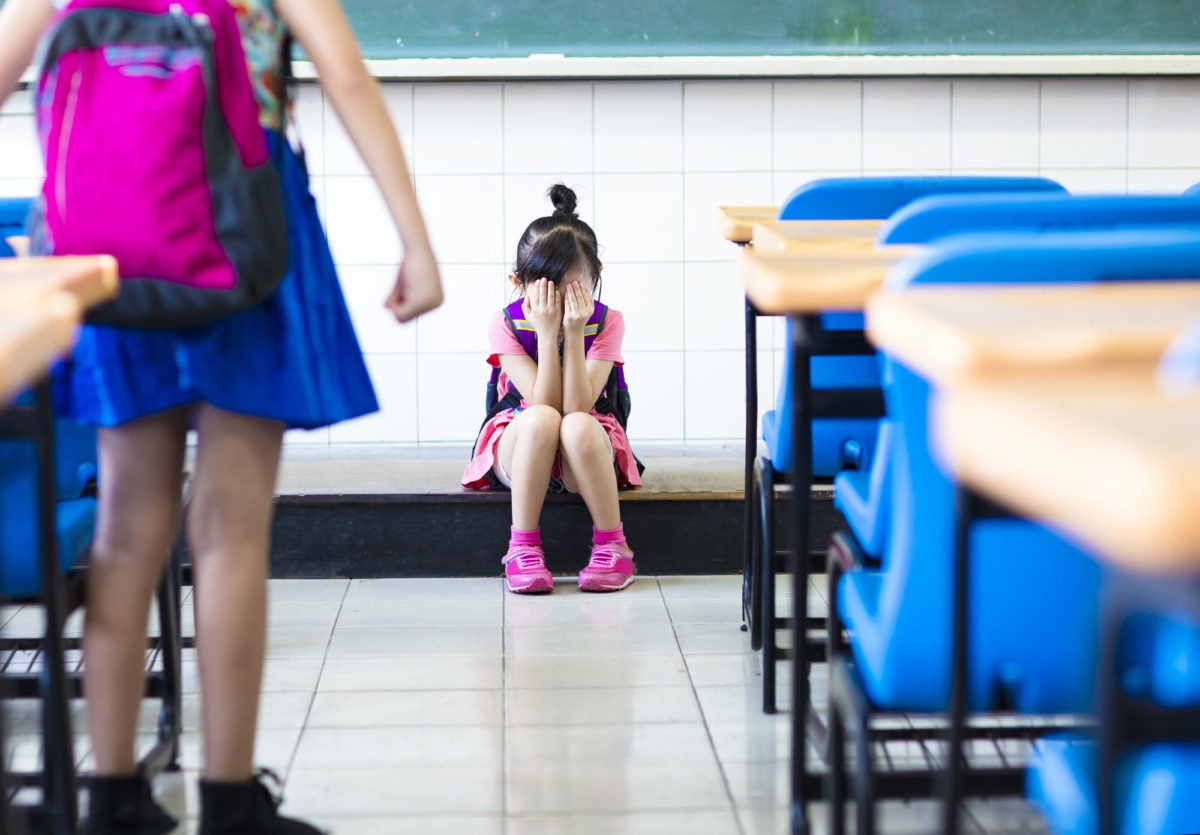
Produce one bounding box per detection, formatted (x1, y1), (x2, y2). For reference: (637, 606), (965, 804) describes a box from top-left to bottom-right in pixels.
(0, 1), (442, 832)
(464, 184), (641, 595)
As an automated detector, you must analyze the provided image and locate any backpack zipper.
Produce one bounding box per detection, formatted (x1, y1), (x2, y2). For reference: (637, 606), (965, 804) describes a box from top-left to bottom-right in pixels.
(54, 64), (83, 223)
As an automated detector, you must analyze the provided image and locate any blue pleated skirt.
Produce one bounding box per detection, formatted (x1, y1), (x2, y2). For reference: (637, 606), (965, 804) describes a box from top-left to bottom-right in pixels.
(54, 131), (379, 430)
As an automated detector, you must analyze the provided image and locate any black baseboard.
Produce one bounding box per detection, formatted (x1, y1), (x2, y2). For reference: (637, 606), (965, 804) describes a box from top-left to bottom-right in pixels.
(259, 490), (844, 579)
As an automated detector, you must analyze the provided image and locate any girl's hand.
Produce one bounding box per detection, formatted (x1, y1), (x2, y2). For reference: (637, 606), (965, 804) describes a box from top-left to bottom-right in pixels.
(385, 245), (444, 323)
(523, 278), (562, 336)
(562, 281), (594, 336)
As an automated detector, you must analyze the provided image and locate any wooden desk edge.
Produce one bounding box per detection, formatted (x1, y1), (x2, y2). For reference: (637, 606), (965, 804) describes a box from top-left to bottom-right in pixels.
(933, 384), (1200, 575)
(0, 293), (81, 404)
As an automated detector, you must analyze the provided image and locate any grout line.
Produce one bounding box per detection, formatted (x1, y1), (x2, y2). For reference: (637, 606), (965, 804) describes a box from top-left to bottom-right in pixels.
(657, 578), (750, 835)
(280, 579), (352, 786)
(499, 578), (511, 823)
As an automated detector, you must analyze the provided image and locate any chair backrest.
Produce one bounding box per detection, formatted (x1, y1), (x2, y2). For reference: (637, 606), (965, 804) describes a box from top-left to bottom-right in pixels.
(777, 176), (1065, 221)
(879, 193), (1200, 246)
(857, 229), (1200, 714)
(766, 176), (1066, 476)
(0, 197), (30, 258)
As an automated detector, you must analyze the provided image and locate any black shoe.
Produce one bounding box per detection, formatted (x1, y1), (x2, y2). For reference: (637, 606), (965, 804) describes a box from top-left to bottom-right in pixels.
(83, 774), (178, 835)
(198, 769), (324, 834)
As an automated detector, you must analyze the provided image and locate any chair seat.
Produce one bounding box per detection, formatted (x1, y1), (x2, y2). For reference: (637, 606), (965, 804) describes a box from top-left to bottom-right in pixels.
(1, 497), (96, 599)
(1028, 733), (1200, 835)
(838, 516), (1101, 714)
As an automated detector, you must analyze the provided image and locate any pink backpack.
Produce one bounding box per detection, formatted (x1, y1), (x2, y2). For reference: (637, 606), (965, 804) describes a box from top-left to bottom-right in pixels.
(31, 0), (288, 328)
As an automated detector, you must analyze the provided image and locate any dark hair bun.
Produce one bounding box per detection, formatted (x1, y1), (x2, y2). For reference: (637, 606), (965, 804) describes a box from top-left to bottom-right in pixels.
(548, 183), (578, 220)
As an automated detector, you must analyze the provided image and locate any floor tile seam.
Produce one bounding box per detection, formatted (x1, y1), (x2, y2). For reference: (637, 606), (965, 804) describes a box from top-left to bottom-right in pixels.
(283, 579), (352, 787)
(498, 576), (511, 822)
(656, 578), (750, 835)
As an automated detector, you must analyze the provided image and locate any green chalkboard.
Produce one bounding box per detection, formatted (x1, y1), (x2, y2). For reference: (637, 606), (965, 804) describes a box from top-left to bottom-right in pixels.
(344, 0), (1200, 60)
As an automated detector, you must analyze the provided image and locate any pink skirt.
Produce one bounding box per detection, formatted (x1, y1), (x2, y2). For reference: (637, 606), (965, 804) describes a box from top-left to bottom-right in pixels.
(462, 407), (643, 490)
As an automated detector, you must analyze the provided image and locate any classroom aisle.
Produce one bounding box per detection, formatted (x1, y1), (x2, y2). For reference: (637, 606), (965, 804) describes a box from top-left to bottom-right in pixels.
(2, 575), (1049, 834)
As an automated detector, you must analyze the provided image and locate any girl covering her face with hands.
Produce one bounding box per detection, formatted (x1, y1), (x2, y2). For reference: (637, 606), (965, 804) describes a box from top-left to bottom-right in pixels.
(463, 184), (641, 594)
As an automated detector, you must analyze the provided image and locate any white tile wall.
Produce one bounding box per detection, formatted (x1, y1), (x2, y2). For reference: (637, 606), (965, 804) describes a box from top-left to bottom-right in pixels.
(862, 79), (952, 172)
(950, 80), (1040, 171)
(1, 77), (1197, 448)
(774, 80), (863, 172)
(1040, 79), (1128, 169)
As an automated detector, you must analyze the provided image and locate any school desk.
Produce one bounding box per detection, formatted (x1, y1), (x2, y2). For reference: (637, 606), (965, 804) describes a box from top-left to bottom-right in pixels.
(0, 254), (119, 310)
(736, 238), (922, 833)
(865, 282), (1200, 832)
(717, 205), (777, 245)
(750, 218), (887, 253)
(935, 365), (1200, 575)
(866, 280), (1200, 387)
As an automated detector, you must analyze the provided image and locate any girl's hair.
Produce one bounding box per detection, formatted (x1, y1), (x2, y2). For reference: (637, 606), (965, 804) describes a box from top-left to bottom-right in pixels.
(513, 184), (603, 294)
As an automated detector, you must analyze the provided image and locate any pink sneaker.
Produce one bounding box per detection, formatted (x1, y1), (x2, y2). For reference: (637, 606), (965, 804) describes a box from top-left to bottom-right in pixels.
(578, 542), (636, 592)
(503, 544), (554, 594)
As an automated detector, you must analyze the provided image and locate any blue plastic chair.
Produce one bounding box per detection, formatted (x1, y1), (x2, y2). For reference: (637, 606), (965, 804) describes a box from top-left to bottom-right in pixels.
(835, 195), (1200, 563)
(826, 228), (1200, 835)
(879, 193), (1200, 246)
(1029, 594), (1200, 835)
(0, 202), (181, 827)
(747, 176), (1066, 718)
(0, 197), (29, 258)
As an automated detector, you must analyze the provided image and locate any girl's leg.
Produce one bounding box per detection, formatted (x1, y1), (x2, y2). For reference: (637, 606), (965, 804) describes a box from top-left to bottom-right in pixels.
(558, 412), (620, 529)
(495, 405), (561, 530)
(187, 404), (284, 780)
(85, 408), (189, 776)
(495, 405), (561, 593)
(559, 413), (635, 592)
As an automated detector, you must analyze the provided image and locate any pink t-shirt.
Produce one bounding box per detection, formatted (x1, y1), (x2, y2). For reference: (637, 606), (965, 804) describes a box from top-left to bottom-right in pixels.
(486, 306), (625, 367)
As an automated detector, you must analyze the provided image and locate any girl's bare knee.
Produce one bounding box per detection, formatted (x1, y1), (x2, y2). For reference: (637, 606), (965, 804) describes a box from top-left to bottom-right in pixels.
(520, 403), (563, 431)
(559, 412), (605, 453)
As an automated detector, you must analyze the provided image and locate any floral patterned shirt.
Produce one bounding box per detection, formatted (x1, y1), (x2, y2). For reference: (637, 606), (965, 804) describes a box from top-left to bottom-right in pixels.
(228, 0), (286, 130)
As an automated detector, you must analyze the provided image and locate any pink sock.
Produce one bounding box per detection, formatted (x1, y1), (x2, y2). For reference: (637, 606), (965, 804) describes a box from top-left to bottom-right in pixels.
(592, 524), (625, 545)
(510, 527), (541, 547)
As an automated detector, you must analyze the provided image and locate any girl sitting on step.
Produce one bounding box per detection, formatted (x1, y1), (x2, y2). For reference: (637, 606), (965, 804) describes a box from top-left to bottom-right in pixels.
(462, 184), (642, 595)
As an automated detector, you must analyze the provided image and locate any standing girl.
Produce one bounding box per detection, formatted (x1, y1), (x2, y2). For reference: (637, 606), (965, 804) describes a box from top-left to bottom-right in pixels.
(463, 184), (641, 594)
(0, 0), (442, 832)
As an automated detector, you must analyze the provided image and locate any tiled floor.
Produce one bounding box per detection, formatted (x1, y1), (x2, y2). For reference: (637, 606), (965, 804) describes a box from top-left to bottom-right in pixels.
(2, 574), (1050, 834)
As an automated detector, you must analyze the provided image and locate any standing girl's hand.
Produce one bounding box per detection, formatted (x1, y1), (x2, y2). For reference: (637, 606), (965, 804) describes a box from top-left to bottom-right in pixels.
(523, 278), (562, 337)
(562, 281), (594, 336)
(385, 244), (443, 323)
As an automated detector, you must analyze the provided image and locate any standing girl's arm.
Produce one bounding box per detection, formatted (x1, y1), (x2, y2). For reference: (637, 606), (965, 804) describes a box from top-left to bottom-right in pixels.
(274, 0), (442, 323)
(0, 0), (54, 106)
(561, 282), (612, 415)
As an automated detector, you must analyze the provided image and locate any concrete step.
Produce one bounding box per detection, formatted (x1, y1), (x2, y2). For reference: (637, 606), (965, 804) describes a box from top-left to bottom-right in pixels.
(250, 443), (841, 578)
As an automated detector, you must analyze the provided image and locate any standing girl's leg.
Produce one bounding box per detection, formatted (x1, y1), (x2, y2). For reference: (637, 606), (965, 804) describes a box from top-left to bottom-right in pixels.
(187, 404), (319, 833)
(187, 403), (283, 782)
(84, 408), (189, 834)
(559, 412), (635, 592)
(495, 404), (561, 593)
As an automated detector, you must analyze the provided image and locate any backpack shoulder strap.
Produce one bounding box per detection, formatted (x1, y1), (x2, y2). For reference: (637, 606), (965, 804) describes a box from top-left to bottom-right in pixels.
(584, 301), (608, 355)
(502, 299), (537, 359)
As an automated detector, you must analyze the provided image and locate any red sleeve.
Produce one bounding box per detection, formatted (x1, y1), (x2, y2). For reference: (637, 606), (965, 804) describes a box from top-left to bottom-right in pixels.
(587, 308), (625, 365)
(486, 309), (523, 368)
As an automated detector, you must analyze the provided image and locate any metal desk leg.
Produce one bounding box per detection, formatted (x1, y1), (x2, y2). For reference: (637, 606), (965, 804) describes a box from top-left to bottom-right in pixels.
(789, 315), (815, 835)
(941, 486), (974, 835)
(743, 298), (759, 632)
